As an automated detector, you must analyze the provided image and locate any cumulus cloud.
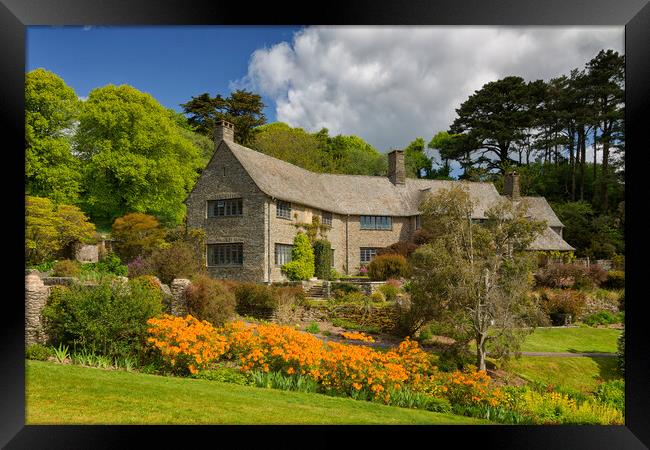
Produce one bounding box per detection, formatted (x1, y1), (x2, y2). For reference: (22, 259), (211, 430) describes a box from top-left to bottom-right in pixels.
(238, 26), (623, 151)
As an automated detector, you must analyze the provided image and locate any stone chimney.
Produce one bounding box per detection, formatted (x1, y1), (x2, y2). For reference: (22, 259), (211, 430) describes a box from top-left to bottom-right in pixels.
(214, 119), (235, 143)
(504, 170), (521, 200)
(388, 149), (405, 185)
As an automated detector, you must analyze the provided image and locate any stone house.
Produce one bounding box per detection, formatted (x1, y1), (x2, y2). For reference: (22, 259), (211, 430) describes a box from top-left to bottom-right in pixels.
(186, 120), (573, 282)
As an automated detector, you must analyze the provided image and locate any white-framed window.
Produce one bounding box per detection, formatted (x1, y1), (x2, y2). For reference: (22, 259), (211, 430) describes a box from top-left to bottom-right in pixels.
(207, 243), (243, 266)
(276, 200), (292, 219)
(275, 243), (293, 266)
(322, 211), (333, 226)
(360, 247), (380, 264)
(360, 216), (392, 230)
(207, 198), (243, 217)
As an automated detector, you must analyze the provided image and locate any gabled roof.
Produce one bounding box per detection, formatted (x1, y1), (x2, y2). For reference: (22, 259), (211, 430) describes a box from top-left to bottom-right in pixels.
(528, 226), (575, 251)
(225, 140), (502, 218)
(518, 196), (564, 228)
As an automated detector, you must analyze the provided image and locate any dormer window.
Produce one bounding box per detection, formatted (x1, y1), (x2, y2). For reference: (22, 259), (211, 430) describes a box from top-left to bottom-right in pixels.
(360, 216), (392, 230)
(277, 200), (292, 219)
(322, 211), (333, 226)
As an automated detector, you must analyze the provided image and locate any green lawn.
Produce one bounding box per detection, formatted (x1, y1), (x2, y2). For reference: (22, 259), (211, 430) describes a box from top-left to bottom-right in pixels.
(504, 356), (620, 393)
(26, 361), (488, 425)
(520, 327), (621, 353)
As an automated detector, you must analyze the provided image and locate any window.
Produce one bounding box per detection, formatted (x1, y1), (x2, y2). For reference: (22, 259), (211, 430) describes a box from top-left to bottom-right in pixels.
(208, 198), (242, 217)
(276, 200), (291, 219)
(275, 244), (293, 266)
(360, 216), (392, 230)
(207, 243), (243, 266)
(322, 211), (332, 226)
(360, 247), (380, 264)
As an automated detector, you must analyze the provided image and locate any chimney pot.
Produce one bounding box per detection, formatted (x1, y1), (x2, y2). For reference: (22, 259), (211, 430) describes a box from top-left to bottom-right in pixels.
(214, 119), (235, 142)
(388, 149), (405, 185)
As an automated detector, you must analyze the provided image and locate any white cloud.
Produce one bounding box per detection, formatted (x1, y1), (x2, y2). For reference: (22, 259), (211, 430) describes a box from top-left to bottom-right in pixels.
(239, 26), (623, 151)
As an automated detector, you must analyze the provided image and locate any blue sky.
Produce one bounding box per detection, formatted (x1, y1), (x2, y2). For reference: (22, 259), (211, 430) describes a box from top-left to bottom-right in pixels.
(27, 25), (623, 161)
(27, 26), (303, 122)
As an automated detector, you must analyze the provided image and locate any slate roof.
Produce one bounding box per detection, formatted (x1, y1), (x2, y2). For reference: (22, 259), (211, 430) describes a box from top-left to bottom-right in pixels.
(223, 140), (574, 251)
(226, 140), (502, 218)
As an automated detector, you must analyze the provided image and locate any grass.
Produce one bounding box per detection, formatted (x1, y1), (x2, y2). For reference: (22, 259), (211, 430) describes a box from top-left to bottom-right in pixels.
(504, 356), (621, 394)
(26, 361), (488, 425)
(520, 327), (621, 353)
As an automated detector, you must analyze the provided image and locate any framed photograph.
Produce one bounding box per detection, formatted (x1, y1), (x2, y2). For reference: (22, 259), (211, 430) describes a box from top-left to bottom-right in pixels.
(2, 0), (648, 447)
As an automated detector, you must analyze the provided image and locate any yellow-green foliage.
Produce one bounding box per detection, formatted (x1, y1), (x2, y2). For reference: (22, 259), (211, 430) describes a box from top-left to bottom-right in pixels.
(518, 390), (623, 425)
(26, 196), (97, 265)
(111, 212), (166, 261)
(281, 233), (315, 280)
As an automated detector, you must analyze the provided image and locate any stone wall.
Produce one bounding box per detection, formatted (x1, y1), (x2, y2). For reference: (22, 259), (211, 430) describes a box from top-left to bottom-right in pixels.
(185, 141), (268, 282)
(74, 243), (99, 263)
(25, 272), (50, 346)
(170, 278), (191, 316)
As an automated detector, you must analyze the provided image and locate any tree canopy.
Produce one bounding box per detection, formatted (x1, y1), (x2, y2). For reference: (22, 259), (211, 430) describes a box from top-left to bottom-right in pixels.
(74, 84), (202, 226)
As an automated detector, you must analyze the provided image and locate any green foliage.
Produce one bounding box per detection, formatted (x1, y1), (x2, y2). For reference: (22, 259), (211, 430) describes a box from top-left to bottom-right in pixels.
(53, 343), (70, 363)
(617, 328), (624, 376)
(25, 68), (82, 203)
(95, 252), (128, 276)
(330, 282), (362, 296)
(181, 89), (266, 145)
(185, 275), (236, 326)
(52, 259), (81, 277)
(25, 196), (97, 265)
(192, 366), (254, 386)
(251, 370), (320, 394)
(367, 254), (410, 281)
(111, 212), (166, 261)
(377, 283), (399, 302)
(604, 270), (625, 289)
(595, 380), (624, 412)
(582, 311), (623, 327)
(234, 283), (277, 316)
(404, 137), (432, 178)
(537, 289), (587, 323)
(144, 241), (206, 285)
(75, 84), (202, 225)
(41, 278), (163, 361)
(313, 239), (333, 280)
(26, 344), (54, 361)
(330, 318), (381, 335)
(305, 322), (320, 334)
(387, 387), (452, 413)
(370, 291), (386, 303)
(281, 233), (315, 281)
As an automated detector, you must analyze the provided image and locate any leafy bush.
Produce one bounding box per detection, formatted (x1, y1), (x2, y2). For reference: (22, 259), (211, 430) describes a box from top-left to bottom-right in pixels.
(185, 275), (236, 326)
(95, 252), (128, 276)
(367, 254), (410, 281)
(313, 239), (332, 280)
(534, 263), (606, 290)
(377, 241), (419, 258)
(111, 212), (166, 261)
(330, 268), (341, 280)
(595, 380), (624, 412)
(604, 270), (625, 290)
(251, 370), (320, 393)
(126, 255), (154, 278)
(192, 366), (254, 386)
(331, 282), (362, 297)
(305, 322), (320, 334)
(234, 283), (277, 315)
(42, 278), (163, 361)
(370, 291), (386, 303)
(378, 283), (399, 302)
(538, 289), (587, 323)
(146, 241), (206, 284)
(25, 343), (54, 361)
(583, 310), (622, 327)
(26, 196), (97, 265)
(52, 259), (81, 277)
(281, 233), (315, 280)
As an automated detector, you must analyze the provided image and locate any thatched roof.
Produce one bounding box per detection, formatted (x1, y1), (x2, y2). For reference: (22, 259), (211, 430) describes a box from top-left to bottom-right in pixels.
(518, 196), (564, 228)
(528, 226), (575, 251)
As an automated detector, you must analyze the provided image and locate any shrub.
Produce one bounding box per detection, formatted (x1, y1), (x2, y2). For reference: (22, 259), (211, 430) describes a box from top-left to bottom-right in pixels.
(127, 255), (154, 278)
(377, 241), (419, 258)
(52, 259), (81, 277)
(370, 291), (386, 303)
(281, 233), (315, 281)
(234, 283), (277, 316)
(313, 239), (332, 280)
(534, 263), (606, 290)
(185, 275), (236, 326)
(330, 269), (341, 280)
(26, 196), (97, 265)
(367, 254), (410, 281)
(378, 283), (399, 302)
(193, 366), (254, 386)
(111, 212), (166, 261)
(146, 241), (206, 284)
(274, 288), (306, 324)
(595, 380), (624, 412)
(583, 310), (622, 327)
(331, 282), (362, 297)
(538, 289), (587, 323)
(26, 343), (54, 361)
(604, 270), (625, 290)
(305, 322), (320, 334)
(95, 252), (128, 276)
(41, 278), (164, 361)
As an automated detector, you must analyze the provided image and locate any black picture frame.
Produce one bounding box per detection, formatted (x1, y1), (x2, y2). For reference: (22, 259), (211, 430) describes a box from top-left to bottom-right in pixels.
(1, 1), (648, 448)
